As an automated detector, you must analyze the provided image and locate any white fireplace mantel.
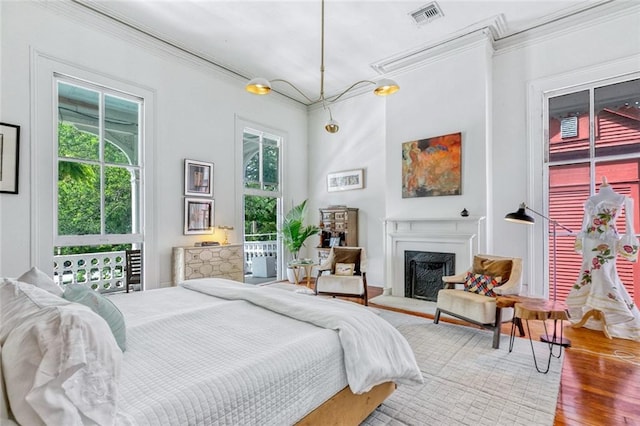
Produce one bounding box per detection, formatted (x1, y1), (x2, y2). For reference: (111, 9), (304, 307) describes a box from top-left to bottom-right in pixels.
(383, 216), (486, 297)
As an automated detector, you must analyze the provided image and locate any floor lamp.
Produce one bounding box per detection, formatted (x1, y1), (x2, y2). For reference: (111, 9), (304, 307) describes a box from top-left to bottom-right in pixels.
(505, 202), (572, 347)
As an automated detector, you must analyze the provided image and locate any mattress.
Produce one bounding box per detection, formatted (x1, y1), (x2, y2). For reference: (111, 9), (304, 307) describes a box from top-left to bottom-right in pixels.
(109, 287), (347, 425)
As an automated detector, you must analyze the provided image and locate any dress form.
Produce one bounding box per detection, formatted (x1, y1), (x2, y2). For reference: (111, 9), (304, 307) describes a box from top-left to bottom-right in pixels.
(567, 176), (640, 341)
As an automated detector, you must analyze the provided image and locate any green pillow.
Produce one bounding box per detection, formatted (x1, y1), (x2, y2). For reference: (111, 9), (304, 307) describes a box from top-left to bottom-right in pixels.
(63, 286), (126, 352)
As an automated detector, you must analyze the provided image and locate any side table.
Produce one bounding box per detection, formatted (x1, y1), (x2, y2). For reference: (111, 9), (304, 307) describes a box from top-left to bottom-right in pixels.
(288, 261), (317, 294)
(510, 301), (570, 373)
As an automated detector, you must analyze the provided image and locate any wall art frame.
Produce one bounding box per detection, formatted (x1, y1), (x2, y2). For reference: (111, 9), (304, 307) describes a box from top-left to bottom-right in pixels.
(184, 159), (213, 197)
(184, 197), (214, 235)
(327, 168), (364, 192)
(0, 122), (20, 194)
(402, 131), (462, 198)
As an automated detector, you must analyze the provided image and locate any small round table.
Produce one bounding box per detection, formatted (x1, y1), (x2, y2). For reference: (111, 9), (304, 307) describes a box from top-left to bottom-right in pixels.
(288, 260), (317, 294)
(510, 300), (570, 373)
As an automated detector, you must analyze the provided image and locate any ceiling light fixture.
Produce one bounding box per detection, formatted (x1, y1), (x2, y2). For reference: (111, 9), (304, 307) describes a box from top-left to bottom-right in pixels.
(245, 0), (399, 133)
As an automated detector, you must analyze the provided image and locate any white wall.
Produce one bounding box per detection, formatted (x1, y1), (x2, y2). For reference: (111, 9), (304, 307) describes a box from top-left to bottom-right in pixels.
(0, 2), (308, 287)
(386, 38), (492, 229)
(307, 95), (387, 285)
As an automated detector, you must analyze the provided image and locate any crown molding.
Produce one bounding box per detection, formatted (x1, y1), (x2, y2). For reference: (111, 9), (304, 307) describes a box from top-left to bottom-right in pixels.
(370, 15), (504, 75)
(494, 1), (639, 54)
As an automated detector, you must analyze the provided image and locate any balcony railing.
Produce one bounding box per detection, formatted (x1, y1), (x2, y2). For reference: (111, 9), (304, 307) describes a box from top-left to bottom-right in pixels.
(53, 236), (280, 292)
(244, 234), (278, 273)
(53, 251), (126, 293)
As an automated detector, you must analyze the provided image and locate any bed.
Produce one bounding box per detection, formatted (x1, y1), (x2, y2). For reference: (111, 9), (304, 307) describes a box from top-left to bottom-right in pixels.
(1, 276), (423, 425)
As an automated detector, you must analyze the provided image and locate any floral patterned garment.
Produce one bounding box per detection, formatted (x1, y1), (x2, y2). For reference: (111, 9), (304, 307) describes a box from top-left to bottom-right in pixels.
(567, 189), (640, 341)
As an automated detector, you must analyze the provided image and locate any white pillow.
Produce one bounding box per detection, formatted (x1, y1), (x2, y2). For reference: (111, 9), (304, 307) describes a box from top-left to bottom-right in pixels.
(17, 267), (63, 297)
(0, 279), (122, 425)
(0, 279), (67, 345)
(2, 303), (122, 426)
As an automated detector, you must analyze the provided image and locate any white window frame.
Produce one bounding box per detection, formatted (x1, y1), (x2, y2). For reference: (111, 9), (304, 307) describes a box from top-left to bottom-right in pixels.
(235, 117), (285, 280)
(32, 52), (157, 284)
(54, 75), (144, 248)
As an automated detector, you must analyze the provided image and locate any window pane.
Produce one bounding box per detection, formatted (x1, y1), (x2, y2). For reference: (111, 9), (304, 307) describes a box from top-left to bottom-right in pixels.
(58, 82), (100, 160)
(58, 161), (100, 235)
(594, 78), (640, 157)
(595, 159), (640, 300)
(244, 195), (277, 241)
(244, 133), (260, 189)
(105, 166), (136, 234)
(548, 163), (590, 299)
(105, 94), (140, 165)
(244, 151), (260, 188)
(548, 91), (590, 162)
(263, 144), (279, 191)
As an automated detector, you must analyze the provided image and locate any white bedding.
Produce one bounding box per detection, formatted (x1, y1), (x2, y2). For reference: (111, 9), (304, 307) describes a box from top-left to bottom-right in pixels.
(181, 279), (424, 394)
(2, 279), (422, 425)
(110, 285), (348, 425)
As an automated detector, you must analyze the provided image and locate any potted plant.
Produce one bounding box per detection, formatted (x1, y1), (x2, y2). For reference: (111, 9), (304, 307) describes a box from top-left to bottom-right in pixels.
(281, 199), (320, 282)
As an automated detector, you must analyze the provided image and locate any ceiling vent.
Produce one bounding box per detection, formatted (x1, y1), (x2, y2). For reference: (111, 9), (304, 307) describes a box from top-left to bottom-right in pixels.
(410, 2), (444, 26)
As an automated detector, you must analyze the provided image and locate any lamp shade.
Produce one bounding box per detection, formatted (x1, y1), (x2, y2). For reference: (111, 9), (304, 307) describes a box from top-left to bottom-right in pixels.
(246, 78), (272, 95)
(504, 203), (535, 224)
(374, 79), (400, 96)
(324, 118), (339, 133)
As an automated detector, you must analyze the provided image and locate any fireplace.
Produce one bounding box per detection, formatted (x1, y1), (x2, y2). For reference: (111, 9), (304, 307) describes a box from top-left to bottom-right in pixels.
(384, 217), (485, 298)
(404, 251), (455, 301)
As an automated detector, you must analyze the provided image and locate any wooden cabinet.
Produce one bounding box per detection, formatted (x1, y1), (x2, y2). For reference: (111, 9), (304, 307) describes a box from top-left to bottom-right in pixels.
(317, 206), (358, 263)
(172, 244), (244, 284)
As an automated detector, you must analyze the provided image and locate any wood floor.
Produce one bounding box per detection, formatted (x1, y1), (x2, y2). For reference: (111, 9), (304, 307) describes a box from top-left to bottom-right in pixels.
(362, 286), (640, 426)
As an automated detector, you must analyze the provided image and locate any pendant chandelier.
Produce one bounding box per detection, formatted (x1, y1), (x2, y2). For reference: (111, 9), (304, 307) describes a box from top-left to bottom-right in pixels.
(245, 0), (400, 134)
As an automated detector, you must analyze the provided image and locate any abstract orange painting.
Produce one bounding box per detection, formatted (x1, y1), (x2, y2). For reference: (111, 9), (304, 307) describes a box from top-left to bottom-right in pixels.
(402, 132), (461, 198)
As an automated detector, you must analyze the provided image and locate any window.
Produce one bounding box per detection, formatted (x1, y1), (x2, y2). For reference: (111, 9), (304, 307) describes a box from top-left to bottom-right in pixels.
(55, 76), (143, 290)
(242, 127), (282, 282)
(546, 78), (640, 302)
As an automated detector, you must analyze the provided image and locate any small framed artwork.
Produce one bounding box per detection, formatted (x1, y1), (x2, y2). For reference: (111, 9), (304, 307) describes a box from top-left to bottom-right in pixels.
(184, 198), (214, 235)
(329, 237), (341, 247)
(0, 122), (20, 194)
(184, 159), (213, 197)
(327, 168), (364, 192)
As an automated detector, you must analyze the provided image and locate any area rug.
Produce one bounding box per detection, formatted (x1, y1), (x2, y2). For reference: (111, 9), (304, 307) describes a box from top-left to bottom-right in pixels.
(363, 310), (564, 426)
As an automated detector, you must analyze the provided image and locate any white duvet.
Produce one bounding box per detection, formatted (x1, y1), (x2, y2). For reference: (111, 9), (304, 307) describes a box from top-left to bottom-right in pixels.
(114, 286), (347, 425)
(181, 278), (424, 394)
(111, 279), (423, 425)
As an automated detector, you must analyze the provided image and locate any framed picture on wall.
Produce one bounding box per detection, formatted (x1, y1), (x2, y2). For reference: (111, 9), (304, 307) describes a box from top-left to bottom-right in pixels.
(184, 159), (213, 197)
(327, 168), (364, 192)
(0, 122), (20, 194)
(402, 132), (461, 198)
(184, 198), (214, 235)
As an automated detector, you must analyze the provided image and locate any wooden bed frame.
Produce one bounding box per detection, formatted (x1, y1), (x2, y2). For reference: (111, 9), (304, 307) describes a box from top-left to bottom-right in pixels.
(296, 381), (395, 425)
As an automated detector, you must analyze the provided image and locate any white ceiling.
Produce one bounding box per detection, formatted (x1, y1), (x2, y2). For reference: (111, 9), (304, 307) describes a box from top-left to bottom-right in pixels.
(77, 0), (607, 104)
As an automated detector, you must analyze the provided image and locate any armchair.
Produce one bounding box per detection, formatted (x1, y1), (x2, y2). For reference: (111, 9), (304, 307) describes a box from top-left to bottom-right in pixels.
(434, 254), (523, 348)
(315, 247), (368, 305)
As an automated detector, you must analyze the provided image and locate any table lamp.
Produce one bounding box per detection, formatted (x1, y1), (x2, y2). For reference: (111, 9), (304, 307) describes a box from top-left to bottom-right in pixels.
(218, 225), (234, 245)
